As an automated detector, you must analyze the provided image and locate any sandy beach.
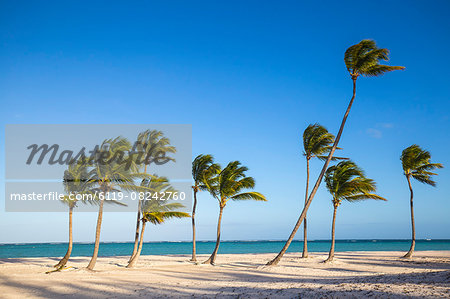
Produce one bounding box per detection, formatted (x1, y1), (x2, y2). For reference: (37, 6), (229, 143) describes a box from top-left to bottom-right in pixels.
(0, 251), (449, 298)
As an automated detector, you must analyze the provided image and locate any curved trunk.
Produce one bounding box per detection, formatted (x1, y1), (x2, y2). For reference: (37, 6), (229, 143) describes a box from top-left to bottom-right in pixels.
(129, 199), (141, 262)
(191, 189), (198, 262)
(55, 205), (74, 268)
(127, 221), (146, 268)
(203, 205), (224, 265)
(130, 167), (147, 262)
(325, 205), (338, 262)
(87, 196), (104, 270)
(267, 79), (357, 266)
(403, 175), (415, 258)
(302, 158), (310, 258)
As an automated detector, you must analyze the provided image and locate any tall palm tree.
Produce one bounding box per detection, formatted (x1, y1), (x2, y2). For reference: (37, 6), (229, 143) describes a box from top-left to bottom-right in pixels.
(129, 130), (176, 263)
(86, 137), (148, 270)
(54, 160), (95, 269)
(127, 176), (189, 268)
(267, 39), (404, 266)
(191, 154), (220, 262)
(203, 161), (266, 265)
(323, 160), (386, 262)
(401, 145), (443, 258)
(301, 124), (345, 258)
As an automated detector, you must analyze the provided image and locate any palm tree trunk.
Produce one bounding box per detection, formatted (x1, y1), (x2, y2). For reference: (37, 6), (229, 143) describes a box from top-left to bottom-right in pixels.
(55, 205), (74, 268)
(203, 205), (224, 265)
(267, 79), (357, 266)
(127, 221), (146, 268)
(87, 196), (104, 270)
(190, 189), (198, 262)
(302, 158), (310, 258)
(325, 205), (338, 262)
(129, 199), (141, 262)
(130, 166), (147, 262)
(403, 175), (415, 258)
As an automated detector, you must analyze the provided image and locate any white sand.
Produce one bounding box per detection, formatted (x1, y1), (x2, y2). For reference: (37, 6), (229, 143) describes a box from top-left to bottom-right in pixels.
(0, 251), (449, 298)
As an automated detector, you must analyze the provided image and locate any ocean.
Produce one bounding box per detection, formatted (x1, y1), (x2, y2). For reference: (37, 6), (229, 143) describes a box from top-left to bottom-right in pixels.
(1, 239), (449, 258)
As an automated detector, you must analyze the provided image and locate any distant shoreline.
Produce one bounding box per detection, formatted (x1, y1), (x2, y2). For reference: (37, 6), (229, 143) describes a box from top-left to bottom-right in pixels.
(1, 238), (448, 245)
(3, 250), (450, 260)
(1, 239), (449, 259)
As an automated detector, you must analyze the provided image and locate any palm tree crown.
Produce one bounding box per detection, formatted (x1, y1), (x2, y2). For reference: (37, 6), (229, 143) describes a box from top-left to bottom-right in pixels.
(210, 161), (266, 206)
(135, 130), (176, 168)
(303, 124), (346, 161)
(140, 176), (190, 223)
(303, 124), (335, 160)
(401, 144), (443, 186)
(325, 160), (387, 206)
(192, 154), (220, 191)
(344, 39), (405, 80)
(90, 137), (150, 193)
(62, 160), (96, 207)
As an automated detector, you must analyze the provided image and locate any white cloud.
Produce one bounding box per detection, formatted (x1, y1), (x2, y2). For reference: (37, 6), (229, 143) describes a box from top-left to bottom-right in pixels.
(377, 123), (394, 129)
(366, 128), (382, 139)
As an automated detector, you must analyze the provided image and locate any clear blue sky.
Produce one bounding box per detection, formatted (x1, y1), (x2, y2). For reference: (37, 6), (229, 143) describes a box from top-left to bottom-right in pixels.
(0, 0), (449, 243)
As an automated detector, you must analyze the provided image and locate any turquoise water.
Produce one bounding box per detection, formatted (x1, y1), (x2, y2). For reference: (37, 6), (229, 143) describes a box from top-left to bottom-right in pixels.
(0, 240), (449, 258)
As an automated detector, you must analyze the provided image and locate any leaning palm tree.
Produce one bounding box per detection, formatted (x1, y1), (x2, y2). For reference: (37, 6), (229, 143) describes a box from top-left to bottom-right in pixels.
(127, 176), (189, 268)
(203, 161), (266, 265)
(86, 137), (149, 270)
(301, 124), (345, 258)
(129, 130), (176, 263)
(54, 160), (96, 269)
(191, 154), (220, 262)
(323, 160), (386, 262)
(267, 39), (404, 266)
(401, 145), (443, 258)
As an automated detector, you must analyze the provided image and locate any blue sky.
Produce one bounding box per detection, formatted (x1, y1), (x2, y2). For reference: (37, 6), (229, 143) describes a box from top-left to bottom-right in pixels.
(0, 0), (449, 243)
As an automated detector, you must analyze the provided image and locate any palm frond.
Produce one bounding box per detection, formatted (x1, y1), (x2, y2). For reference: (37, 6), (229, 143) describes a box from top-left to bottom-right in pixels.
(362, 64), (405, 77)
(231, 191), (267, 201)
(345, 193), (387, 202)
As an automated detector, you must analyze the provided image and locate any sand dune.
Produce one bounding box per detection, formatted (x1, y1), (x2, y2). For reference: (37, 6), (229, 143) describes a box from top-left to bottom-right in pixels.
(0, 251), (449, 298)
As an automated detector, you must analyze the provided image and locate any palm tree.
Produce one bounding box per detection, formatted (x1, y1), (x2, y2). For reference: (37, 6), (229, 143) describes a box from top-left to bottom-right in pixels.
(54, 160), (95, 269)
(301, 124), (345, 258)
(127, 176), (189, 268)
(191, 154), (220, 262)
(401, 145), (443, 258)
(203, 161), (266, 265)
(86, 137), (148, 270)
(129, 130), (176, 263)
(267, 39), (404, 266)
(323, 160), (386, 262)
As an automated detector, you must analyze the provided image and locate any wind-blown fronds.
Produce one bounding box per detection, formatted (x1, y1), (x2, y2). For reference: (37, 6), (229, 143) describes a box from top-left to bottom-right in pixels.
(142, 201), (190, 225)
(134, 130), (176, 168)
(231, 191), (266, 201)
(303, 123), (346, 161)
(325, 160), (387, 206)
(140, 175), (189, 224)
(140, 175), (178, 212)
(62, 159), (98, 207)
(344, 39), (405, 79)
(209, 161), (267, 205)
(401, 145), (443, 186)
(192, 154), (220, 191)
